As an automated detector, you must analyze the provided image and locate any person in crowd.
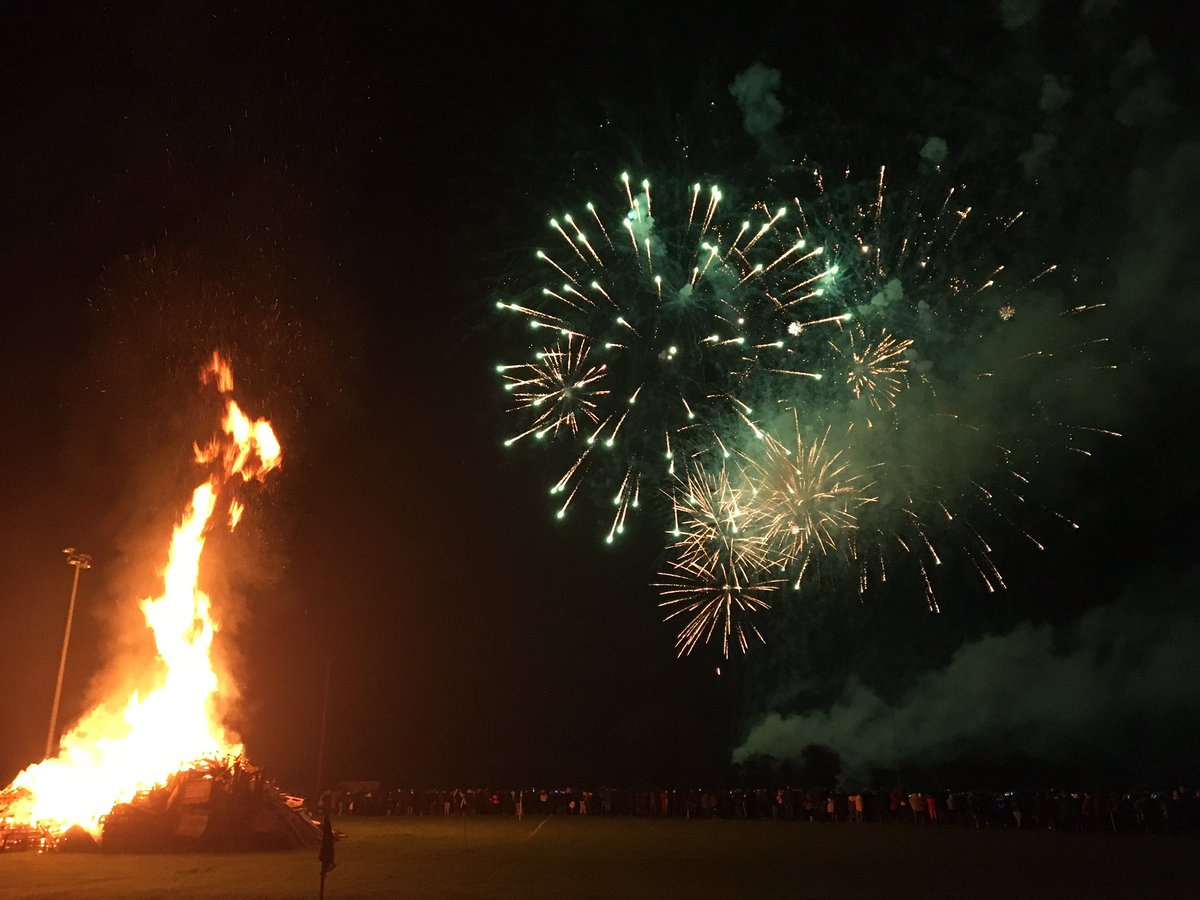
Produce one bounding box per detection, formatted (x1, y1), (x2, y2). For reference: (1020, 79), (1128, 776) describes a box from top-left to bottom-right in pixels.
(909, 792), (924, 823)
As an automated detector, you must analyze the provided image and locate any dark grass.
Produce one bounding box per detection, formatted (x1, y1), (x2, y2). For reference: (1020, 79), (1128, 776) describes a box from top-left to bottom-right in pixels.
(2, 815), (1199, 898)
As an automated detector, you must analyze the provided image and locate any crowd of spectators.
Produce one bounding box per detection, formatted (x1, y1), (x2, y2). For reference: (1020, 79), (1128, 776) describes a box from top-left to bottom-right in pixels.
(323, 785), (1200, 834)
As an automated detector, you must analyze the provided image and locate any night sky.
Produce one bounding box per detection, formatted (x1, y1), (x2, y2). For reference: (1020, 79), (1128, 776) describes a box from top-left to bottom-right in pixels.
(1, 3), (1197, 795)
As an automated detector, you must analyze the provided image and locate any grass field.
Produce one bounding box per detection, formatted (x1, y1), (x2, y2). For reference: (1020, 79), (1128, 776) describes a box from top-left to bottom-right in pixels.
(3, 815), (1199, 898)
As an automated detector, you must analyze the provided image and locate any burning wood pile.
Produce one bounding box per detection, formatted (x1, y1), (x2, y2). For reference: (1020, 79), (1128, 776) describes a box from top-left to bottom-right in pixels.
(3, 758), (319, 852)
(102, 758), (319, 852)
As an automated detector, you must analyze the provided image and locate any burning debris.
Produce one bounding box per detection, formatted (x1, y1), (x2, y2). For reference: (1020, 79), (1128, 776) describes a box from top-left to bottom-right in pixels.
(0, 823), (54, 853)
(1, 353), (299, 851)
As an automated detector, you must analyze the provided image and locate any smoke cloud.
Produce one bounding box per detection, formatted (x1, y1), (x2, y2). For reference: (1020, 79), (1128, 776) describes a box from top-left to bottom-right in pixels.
(729, 63), (785, 153)
(736, 566), (1200, 779)
(999, 0), (1041, 31)
(919, 137), (948, 166)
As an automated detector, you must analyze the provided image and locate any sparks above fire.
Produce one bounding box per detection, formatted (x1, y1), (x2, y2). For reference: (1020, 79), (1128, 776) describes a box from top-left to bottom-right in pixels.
(2, 353), (281, 836)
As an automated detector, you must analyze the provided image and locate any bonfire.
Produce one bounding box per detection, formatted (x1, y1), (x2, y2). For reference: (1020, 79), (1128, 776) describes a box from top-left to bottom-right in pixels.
(0, 353), (317, 851)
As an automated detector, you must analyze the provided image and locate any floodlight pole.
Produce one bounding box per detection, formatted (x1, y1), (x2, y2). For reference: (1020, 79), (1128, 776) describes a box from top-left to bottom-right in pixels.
(46, 548), (91, 759)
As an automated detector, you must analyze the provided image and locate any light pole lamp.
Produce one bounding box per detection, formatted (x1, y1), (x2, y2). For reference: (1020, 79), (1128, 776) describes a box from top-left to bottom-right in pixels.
(46, 548), (91, 759)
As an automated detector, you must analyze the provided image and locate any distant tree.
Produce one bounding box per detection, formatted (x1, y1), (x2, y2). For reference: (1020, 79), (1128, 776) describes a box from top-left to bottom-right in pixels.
(799, 744), (842, 788)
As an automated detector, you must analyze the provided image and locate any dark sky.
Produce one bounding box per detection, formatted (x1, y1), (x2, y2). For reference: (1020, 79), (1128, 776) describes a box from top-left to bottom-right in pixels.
(1, 2), (1197, 793)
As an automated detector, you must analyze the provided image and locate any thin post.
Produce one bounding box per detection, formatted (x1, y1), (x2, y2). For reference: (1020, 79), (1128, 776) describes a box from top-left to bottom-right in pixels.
(46, 550), (90, 758)
(316, 656), (333, 799)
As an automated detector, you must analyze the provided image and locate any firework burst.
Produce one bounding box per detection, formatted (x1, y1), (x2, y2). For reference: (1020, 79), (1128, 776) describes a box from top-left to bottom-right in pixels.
(493, 164), (1111, 656)
(830, 323), (913, 412)
(496, 173), (844, 539)
(500, 333), (608, 441)
(740, 421), (873, 577)
(656, 461), (780, 657)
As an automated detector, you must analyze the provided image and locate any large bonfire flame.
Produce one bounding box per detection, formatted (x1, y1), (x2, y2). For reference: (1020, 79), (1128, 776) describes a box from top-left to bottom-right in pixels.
(2, 353), (280, 836)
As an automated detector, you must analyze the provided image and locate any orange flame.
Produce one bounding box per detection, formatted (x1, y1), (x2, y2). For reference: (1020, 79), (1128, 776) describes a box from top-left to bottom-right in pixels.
(2, 353), (280, 835)
(228, 500), (245, 531)
(200, 350), (235, 394)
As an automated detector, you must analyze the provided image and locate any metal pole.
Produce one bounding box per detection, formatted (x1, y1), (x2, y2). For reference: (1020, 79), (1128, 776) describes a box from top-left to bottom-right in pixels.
(894, 720), (900, 792)
(316, 656), (333, 799)
(46, 549), (90, 759)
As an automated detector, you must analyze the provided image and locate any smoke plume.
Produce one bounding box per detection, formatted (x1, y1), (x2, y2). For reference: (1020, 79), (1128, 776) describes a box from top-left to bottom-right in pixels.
(736, 566), (1200, 781)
